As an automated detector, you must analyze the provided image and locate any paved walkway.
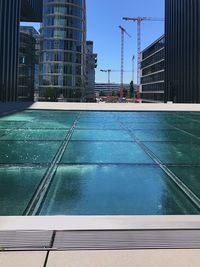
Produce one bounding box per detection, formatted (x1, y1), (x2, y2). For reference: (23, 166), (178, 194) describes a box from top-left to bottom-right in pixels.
(1, 250), (200, 267)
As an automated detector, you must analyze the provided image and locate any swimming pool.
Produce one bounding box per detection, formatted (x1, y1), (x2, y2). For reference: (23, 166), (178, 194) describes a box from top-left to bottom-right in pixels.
(0, 110), (200, 215)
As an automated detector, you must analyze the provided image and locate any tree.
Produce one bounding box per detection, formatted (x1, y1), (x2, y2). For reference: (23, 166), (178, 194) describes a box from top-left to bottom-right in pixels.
(112, 91), (116, 96)
(99, 91), (105, 97)
(45, 87), (56, 101)
(130, 81), (134, 98)
(123, 89), (128, 97)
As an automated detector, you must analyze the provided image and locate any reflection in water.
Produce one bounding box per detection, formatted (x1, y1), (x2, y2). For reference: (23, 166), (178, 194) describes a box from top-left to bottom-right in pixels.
(61, 141), (154, 164)
(169, 166), (200, 199)
(40, 165), (198, 215)
(0, 141), (61, 164)
(0, 167), (46, 215)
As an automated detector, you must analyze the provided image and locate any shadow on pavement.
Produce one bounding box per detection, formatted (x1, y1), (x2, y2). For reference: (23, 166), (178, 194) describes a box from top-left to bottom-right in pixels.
(0, 102), (34, 115)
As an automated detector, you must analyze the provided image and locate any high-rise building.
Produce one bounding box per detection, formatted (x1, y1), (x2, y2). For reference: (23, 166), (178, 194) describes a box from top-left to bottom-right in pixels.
(141, 35), (165, 103)
(0, 0), (42, 102)
(39, 0), (86, 102)
(85, 41), (97, 102)
(165, 0), (200, 103)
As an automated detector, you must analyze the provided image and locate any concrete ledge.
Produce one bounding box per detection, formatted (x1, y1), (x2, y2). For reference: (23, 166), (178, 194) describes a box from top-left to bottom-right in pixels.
(29, 102), (200, 112)
(0, 216), (200, 231)
(1, 102), (200, 114)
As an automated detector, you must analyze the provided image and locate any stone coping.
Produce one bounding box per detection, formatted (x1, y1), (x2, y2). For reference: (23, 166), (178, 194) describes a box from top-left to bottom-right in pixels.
(0, 216), (199, 231)
(28, 102), (200, 111)
(1, 102), (200, 115)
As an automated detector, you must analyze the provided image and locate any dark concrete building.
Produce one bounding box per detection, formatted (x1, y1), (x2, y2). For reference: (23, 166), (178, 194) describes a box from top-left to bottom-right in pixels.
(21, 0), (42, 22)
(20, 26), (40, 96)
(165, 0), (200, 103)
(0, 0), (42, 102)
(18, 27), (38, 101)
(141, 35), (165, 102)
(85, 41), (97, 102)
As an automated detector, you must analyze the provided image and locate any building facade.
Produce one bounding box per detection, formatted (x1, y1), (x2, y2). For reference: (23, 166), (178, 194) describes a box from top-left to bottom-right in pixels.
(165, 0), (200, 103)
(18, 27), (39, 101)
(140, 35), (165, 102)
(0, 0), (42, 102)
(20, 26), (41, 96)
(85, 41), (97, 102)
(39, 0), (86, 102)
(95, 83), (130, 97)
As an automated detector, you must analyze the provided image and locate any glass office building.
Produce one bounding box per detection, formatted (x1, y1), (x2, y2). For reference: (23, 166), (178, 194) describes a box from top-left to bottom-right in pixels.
(141, 35), (165, 102)
(39, 0), (86, 102)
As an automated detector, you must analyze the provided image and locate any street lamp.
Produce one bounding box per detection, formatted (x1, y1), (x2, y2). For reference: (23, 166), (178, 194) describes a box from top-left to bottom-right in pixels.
(100, 69), (111, 97)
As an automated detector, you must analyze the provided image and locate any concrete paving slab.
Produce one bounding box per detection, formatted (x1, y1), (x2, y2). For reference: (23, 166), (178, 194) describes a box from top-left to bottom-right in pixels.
(47, 249), (200, 267)
(0, 252), (47, 267)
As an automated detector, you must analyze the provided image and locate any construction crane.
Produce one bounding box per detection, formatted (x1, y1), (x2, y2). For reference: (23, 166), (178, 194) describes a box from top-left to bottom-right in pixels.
(119, 26), (131, 98)
(132, 55), (135, 84)
(100, 69), (132, 98)
(123, 17), (164, 96)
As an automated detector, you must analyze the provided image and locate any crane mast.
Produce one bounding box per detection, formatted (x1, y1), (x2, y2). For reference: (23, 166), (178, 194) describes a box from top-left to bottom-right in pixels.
(123, 17), (164, 99)
(119, 26), (131, 98)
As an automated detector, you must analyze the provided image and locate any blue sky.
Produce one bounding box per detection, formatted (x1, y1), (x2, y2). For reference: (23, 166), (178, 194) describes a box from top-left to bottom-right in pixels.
(21, 0), (165, 84)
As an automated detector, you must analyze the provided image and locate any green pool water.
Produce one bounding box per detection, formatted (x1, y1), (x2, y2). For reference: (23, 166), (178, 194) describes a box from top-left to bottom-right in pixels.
(0, 110), (200, 216)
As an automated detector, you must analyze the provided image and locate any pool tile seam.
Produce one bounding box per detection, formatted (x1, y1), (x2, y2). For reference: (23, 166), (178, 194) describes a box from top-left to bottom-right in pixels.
(24, 113), (81, 216)
(162, 117), (200, 141)
(2, 162), (200, 168)
(0, 121), (29, 139)
(175, 113), (200, 125)
(136, 142), (200, 211)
